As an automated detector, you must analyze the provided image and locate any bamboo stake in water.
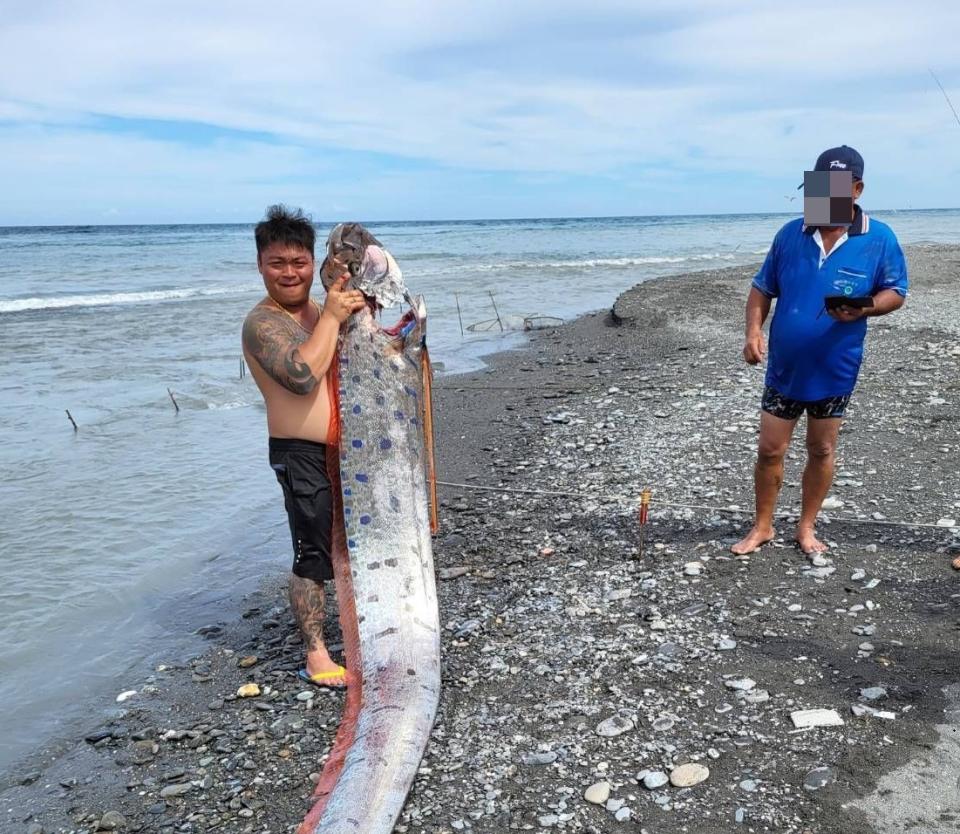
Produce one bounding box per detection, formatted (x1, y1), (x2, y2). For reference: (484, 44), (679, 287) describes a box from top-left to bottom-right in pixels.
(65, 409), (78, 432)
(488, 291), (504, 332)
(167, 388), (180, 413)
(421, 347), (440, 535)
(454, 293), (464, 337)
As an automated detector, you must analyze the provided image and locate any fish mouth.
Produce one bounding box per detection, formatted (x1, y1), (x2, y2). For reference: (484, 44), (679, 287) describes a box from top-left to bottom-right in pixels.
(356, 291), (409, 332)
(381, 307), (417, 338)
(378, 293), (427, 348)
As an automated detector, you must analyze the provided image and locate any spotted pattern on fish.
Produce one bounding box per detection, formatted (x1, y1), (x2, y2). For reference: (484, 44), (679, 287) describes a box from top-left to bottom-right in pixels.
(299, 224), (440, 834)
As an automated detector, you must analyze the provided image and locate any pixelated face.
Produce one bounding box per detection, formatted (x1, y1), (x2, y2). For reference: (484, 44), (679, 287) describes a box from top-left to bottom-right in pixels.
(803, 170), (861, 227)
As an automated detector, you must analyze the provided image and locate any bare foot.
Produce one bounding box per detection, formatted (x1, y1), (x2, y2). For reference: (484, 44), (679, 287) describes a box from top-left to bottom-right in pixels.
(731, 526), (776, 555)
(794, 526), (828, 554)
(306, 650), (347, 686)
(299, 666), (347, 689)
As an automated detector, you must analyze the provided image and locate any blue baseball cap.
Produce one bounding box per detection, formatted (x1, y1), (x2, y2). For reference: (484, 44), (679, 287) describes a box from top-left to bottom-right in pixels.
(798, 145), (864, 188)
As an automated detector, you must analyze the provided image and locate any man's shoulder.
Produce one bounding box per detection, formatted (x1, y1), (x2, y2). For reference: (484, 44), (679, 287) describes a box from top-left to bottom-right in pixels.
(864, 215), (899, 241)
(774, 217), (806, 242)
(242, 300), (293, 347)
(243, 299), (274, 324)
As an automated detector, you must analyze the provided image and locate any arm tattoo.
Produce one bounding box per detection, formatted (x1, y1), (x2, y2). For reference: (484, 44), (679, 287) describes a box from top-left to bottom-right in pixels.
(242, 306), (318, 395)
(289, 574), (327, 652)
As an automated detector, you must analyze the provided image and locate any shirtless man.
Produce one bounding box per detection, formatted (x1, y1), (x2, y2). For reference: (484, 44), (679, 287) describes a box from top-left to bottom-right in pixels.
(242, 205), (365, 687)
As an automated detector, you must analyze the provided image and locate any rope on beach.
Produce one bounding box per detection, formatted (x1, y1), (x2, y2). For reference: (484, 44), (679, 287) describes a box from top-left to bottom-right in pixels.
(440, 382), (692, 392)
(453, 381), (958, 390)
(435, 479), (958, 533)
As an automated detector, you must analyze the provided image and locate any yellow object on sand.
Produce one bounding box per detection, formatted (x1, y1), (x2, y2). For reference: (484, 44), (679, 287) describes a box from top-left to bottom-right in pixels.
(299, 666), (347, 688)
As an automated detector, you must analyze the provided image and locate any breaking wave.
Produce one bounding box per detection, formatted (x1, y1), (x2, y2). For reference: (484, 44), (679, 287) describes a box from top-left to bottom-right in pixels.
(0, 284), (257, 314)
(464, 251), (768, 272)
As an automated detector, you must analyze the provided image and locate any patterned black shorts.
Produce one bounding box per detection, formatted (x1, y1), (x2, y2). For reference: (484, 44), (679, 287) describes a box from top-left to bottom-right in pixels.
(268, 437), (334, 583)
(761, 385), (851, 421)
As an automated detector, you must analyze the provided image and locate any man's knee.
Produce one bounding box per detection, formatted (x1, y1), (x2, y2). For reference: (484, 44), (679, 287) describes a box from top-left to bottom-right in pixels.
(806, 438), (836, 460)
(757, 439), (789, 464)
(290, 571), (326, 589)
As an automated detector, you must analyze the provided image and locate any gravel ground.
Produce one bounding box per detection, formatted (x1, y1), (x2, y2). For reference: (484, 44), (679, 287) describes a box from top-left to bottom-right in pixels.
(4, 243), (959, 834)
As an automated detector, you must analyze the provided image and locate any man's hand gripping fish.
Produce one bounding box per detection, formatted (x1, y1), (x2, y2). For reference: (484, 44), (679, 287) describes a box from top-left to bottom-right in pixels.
(298, 223), (441, 834)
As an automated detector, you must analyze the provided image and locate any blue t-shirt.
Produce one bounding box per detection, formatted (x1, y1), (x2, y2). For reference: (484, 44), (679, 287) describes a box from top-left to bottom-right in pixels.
(752, 209), (908, 401)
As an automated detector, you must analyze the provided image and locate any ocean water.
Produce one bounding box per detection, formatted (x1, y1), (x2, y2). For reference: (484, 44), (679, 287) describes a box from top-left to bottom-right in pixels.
(1, 210), (958, 774)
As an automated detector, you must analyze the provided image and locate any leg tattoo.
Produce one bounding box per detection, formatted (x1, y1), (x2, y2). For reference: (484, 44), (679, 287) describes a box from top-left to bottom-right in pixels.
(289, 574), (327, 653)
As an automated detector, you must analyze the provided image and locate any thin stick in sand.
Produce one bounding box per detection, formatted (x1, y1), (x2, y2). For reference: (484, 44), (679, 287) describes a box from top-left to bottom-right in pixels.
(488, 290), (504, 332)
(637, 488), (651, 558)
(454, 292), (464, 337)
(421, 347), (440, 535)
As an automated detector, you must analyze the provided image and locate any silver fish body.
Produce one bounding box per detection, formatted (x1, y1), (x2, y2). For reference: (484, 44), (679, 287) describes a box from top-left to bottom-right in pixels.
(301, 228), (440, 834)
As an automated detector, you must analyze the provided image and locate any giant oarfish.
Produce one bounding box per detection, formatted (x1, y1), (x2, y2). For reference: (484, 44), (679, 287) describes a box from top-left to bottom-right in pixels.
(298, 223), (441, 834)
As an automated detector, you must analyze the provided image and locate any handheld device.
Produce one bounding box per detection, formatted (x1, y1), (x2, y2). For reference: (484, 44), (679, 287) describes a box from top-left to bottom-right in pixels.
(824, 295), (874, 311)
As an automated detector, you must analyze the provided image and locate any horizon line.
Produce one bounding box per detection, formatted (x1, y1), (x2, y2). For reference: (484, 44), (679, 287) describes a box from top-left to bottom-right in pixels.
(1, 206), (957, 231)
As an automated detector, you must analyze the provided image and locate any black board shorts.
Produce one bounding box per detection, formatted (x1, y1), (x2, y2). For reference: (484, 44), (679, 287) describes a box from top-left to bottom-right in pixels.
(268, 437), (334, 582)
(761, 385), (851, 421)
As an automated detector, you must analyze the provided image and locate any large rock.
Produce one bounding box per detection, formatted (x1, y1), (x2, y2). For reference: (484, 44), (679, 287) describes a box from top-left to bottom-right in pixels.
(860, 686), (888, 701)
(642, 771), (669, 790)
(670, 763), (710, 787)
(595, 715), (634, 737)
(97, 811), (127, 831)
(584, 781), (611, 805)
(159, 783), (194, 799)
(804, 767), (838, 791)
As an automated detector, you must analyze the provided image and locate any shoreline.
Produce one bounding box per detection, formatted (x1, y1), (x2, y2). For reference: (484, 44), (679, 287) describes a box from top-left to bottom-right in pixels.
(5, 242), (959, 834)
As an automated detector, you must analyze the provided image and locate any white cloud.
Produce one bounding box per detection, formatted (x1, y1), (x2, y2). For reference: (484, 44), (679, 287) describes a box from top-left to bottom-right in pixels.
(661, 3), (960, 76)
(0, 0), (958, 221)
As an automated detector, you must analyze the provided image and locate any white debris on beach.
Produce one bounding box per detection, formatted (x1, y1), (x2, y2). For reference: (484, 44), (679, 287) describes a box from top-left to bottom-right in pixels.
(790, 709), (845, 729)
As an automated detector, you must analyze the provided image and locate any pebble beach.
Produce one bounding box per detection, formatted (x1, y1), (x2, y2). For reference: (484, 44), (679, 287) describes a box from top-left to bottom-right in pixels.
(4, 243), (959, 834)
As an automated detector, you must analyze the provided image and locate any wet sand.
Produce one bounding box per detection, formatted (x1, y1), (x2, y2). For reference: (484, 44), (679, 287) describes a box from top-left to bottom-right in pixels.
(4, 243), (959, 834)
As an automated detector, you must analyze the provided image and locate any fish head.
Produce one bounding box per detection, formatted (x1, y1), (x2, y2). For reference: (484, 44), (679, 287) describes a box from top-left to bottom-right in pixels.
(357, 245), (405, 310)
(324, 222), (426, 363)
(322, 222), (405, 309)
(321, 222), (379, 288)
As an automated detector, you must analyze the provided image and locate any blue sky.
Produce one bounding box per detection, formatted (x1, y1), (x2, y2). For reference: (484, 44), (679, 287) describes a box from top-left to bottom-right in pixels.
(0, 0), (958, 224)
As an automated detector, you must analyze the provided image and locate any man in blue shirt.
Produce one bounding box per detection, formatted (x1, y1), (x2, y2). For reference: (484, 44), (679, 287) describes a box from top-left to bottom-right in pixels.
(732, 146), (908, 556)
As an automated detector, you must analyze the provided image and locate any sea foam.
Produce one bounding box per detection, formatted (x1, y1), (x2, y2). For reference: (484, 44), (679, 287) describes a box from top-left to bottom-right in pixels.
(0, 283), (256, 314)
